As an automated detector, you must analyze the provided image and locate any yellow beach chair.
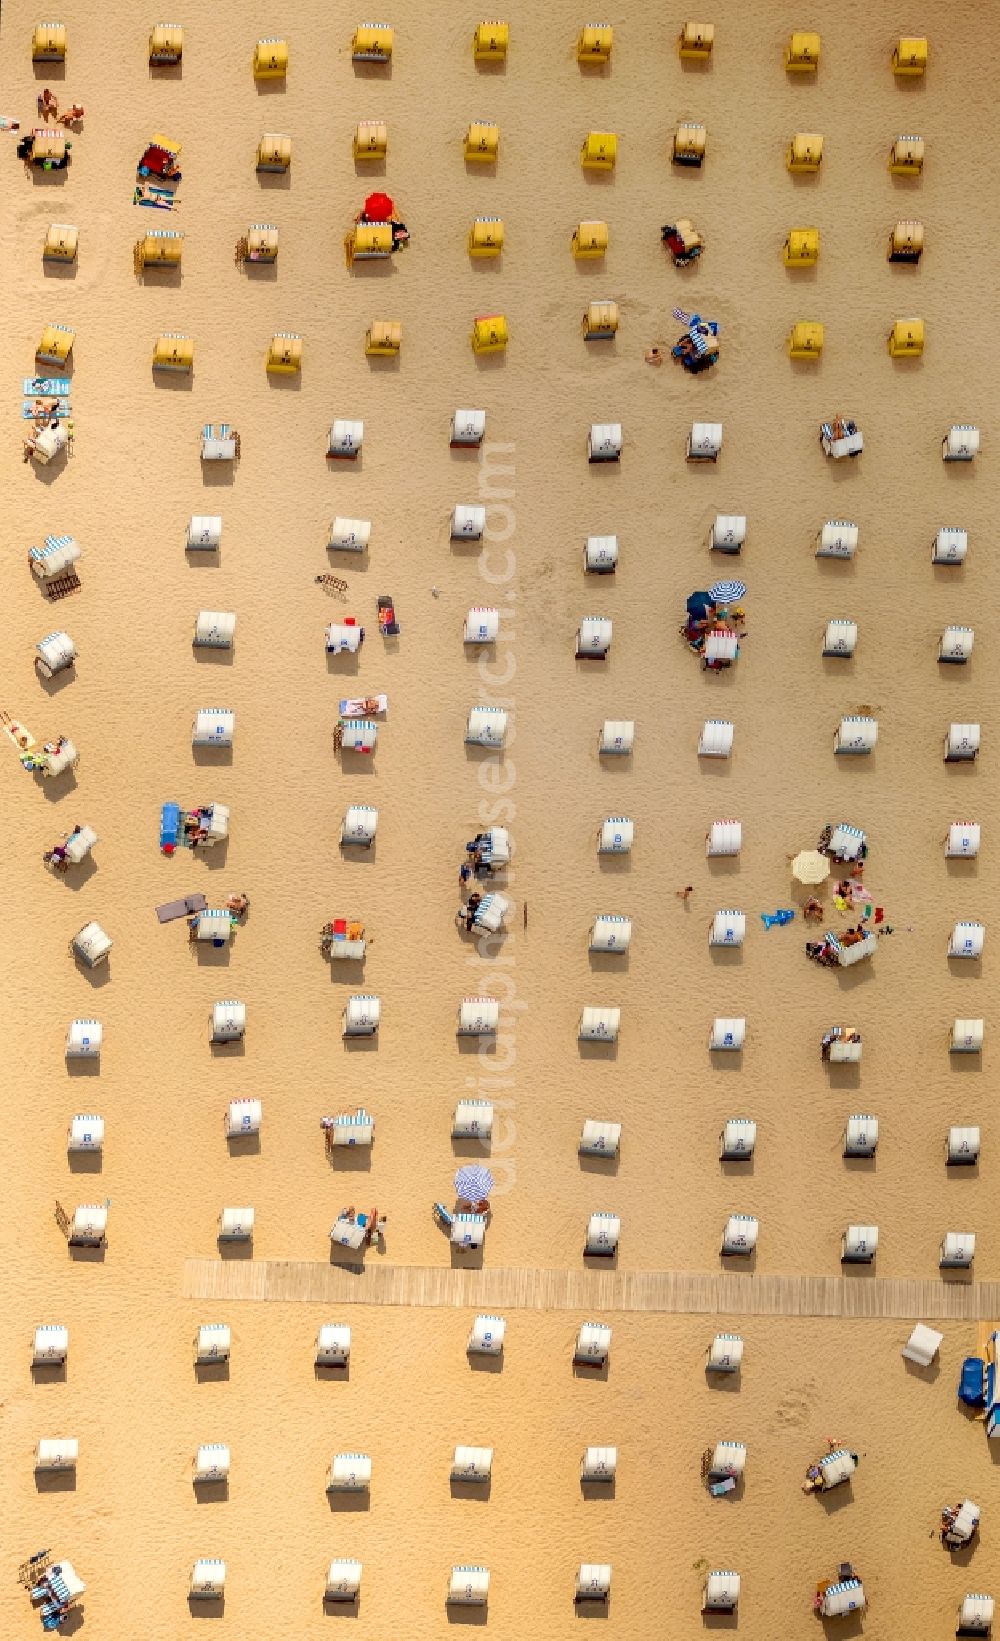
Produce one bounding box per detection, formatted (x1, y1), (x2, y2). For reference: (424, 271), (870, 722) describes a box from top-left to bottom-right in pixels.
(465, 121), (499, 162)
(783, 227), (819, 266)
(473, 20), (508, 61)
(893, 37), (927, 75)
(471, 314), (508, 354)
(572, 220), (608, 259)
(365, 320), (401, 356)
(787, 132), (823, 172)
(266, 333), (302, 374)
(888, 318), (924, 357)
(578, 23), (612, 63)
(469, 218), (503, 257)
(581, 131), (617, 171)
(788, 321), (824, 359)
(785, 31), (820, 71)
(253, 38), (288, 78)
(678, 21), (714, 59)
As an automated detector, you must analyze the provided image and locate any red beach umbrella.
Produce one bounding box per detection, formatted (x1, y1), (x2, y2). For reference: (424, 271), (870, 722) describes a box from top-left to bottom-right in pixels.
(364, 192), (395, 221)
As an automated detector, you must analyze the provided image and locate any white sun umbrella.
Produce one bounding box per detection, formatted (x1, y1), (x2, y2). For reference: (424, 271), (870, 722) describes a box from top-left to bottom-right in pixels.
(791, 850), (830, 885)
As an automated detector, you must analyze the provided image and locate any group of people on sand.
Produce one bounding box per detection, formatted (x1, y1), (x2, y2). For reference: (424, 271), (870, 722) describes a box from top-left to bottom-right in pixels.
(806, 922), (872, 966)
(820, 1027), (861, 1062)
(37, 87), (85, 124)
(332, 1202), (383, 1245)
(457, 831), (495, 930)
(679, 592), (746, 661)
(23, 407), (72, 463)
(13, 89), (84, 166)
(187, 893), (249, 935)
(19, 734), (70, 770)
(43, 823), (84, 872)
(354, 193), (408, 251)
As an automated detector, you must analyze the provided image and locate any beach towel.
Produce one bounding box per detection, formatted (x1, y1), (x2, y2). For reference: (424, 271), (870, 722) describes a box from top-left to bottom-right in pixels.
(1, 717), (35, 752)
(23, 401), (70, 419)
(156, 892), (207, 924)
(761, 908), (795, 929)
(133, 181), (178, 209)
(23, 377), (70, 396)
(339, 694), (388, 717)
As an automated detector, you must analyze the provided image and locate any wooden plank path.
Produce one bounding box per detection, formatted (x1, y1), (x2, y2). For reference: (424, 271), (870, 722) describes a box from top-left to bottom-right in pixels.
(183, 1259), (1000, 1321)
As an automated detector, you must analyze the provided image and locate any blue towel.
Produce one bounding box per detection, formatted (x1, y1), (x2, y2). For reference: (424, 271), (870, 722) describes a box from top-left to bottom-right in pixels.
(761, 909), (795, 929)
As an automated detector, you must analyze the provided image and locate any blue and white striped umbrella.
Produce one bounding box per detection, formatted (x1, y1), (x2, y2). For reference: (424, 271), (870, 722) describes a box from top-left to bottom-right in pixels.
(709, 579), (747, 605)
(455, 1164), (494, 1203)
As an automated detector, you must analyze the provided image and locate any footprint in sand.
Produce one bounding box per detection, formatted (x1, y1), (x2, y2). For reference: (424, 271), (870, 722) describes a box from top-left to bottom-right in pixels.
(771, 1385), (816, 1430)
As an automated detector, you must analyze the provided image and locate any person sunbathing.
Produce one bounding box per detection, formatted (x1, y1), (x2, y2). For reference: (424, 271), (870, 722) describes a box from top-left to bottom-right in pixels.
(460, 894), (483, 932)
(38, 88), (58, 119)
(58, 104), (85, 126)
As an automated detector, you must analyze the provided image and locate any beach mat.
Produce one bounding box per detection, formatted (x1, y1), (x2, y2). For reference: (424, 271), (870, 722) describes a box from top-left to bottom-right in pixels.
(1, 717), (35, 752)
(340, 694), (388, 717)
(156, 892), (207, 924)
(23, 401), (71, 418)
(134, 182), (178, 209)
(23, 377), (71, 396)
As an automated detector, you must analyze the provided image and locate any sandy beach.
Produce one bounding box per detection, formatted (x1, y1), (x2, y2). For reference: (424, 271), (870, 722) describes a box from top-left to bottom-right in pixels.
(1, 2), (999, 1634)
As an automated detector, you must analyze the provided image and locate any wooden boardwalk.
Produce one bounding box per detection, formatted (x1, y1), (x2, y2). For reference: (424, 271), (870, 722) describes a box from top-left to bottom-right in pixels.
(182, 1259), (1000, 1321)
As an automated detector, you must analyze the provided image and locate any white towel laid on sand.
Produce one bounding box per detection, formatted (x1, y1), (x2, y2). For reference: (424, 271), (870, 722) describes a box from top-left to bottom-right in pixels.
(339, 695), (388, 717)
